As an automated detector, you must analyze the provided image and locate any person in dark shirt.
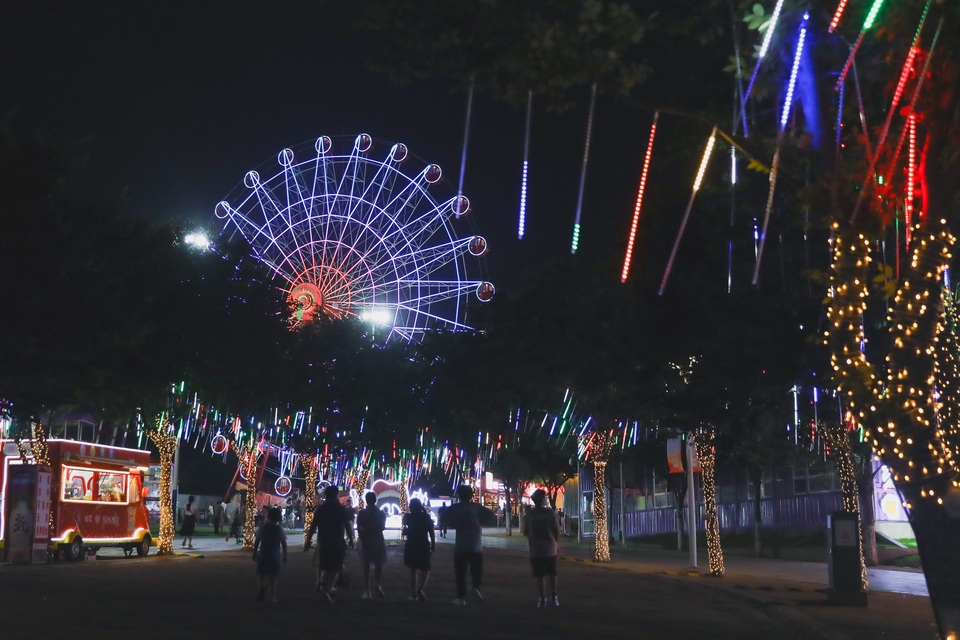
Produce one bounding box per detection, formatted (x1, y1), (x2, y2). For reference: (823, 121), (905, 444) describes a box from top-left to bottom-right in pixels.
(440, 484), (493, 605)
(402, 498), (436, 602)
(356, 491), (388, 599)
(253, 506), (288, 603)
(307, 486), (355, 602)
(522, 489), (560, 607)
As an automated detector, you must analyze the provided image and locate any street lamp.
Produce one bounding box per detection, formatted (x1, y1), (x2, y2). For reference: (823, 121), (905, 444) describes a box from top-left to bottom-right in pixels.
(184, 231), (211, 252)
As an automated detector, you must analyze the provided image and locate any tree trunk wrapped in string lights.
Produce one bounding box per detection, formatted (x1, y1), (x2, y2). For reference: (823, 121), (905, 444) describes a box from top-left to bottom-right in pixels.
(399, 479), (409, 514)
(580, 430), (615, 562)
(694, 428), (724, 576)
(147, 415), (178, 555)
(826, 219), (959, 629)
(820, 419), (867, 590)
(231, 440), (261, 550)
(353, 468), (371, 508)
(301, 454), (320, 548)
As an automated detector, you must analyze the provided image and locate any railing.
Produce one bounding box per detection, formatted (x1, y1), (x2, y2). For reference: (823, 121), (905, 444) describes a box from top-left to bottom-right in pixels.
(614, 492), (846, 538)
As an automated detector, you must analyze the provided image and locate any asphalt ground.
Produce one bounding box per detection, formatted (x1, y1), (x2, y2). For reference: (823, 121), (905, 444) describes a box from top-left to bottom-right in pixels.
(0, 530), (938, 640)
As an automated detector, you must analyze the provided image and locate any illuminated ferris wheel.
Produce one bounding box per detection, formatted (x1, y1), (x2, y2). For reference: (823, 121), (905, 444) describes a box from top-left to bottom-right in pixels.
(215, 134), (494, 341)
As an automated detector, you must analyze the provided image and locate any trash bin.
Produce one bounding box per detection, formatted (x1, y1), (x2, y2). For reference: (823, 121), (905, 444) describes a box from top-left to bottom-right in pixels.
(827, 511), (867, 605)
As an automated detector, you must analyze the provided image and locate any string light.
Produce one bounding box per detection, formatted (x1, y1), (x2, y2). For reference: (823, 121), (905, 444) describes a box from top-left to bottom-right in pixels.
(828, 0), (850, 33)
(232, 439), (261, 549)
(518, 90), (532, 240)
(826, 220), (957, 511)
(571, 82), (597, 255)
(147, 415), (177, 555)
(621, 112), (658, 283)
(780, 16), (807, 132)
(757, 0), (785, 60)
(862, 0), (888, 31)
(301, 455), (320, 548)
(906, 112), (916, 246)
(580, 430), (614, 562)
(835, 0), (888, 91)
(740, 0), (786, 121)
(752, 146), (780, 285)
(694, 429), (724, 577)
(659, 129), (717, 295)
(821, 420), (868, 590)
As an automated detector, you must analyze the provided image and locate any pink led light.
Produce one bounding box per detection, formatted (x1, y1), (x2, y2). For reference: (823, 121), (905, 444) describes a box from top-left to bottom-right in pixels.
(621, 113), (658, 284)
(829, 0), (849, 33)
(906, 112), (916, 246)
(891, 47), (919, 109)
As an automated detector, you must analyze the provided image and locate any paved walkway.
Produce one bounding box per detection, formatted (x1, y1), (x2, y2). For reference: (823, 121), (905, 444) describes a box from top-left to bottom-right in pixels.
(24, 527), (939, 639)
(123, 525), (929, 597)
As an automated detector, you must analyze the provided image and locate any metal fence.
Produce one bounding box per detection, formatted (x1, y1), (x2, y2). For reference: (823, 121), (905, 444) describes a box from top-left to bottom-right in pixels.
(613, 492), (845, 538)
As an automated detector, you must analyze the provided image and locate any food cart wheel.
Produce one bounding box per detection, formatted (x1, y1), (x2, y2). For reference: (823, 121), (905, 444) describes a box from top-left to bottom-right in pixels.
(63, 537), (84, 562)
(136, 535), (151, 557)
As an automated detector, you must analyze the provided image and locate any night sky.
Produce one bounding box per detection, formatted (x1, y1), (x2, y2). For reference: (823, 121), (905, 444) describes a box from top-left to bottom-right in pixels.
(6, 2), (720, 294)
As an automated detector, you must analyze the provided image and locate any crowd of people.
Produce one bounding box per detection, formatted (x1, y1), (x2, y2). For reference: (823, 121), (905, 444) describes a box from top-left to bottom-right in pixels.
(249, 484), (562, 607)
(177, 484), (561, 607)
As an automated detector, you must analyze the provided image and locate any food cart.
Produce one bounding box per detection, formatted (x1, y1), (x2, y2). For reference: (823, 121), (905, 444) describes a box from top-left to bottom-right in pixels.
(0, 439), (153, 561)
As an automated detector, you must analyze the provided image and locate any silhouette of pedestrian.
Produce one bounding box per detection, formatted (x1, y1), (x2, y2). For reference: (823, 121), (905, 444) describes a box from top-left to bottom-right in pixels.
(356, 491), (387, 599)
(307, 486), (355, 602)
(440, 484), (493, 605)
(437, 502), (448, 538)
(179, 495), (196, 549)
(402, 498), (435, 602)
(253, 506), (288, 603)
(522, 489), (560, 607)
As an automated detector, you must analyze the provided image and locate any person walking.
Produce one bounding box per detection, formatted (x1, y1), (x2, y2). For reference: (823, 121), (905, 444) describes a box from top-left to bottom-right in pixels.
(522, 489), (561, 607)
(210, 500), (224, 535)
(440, 484), (493, 605)
(306, 485), (355, 603)
(402, 497), (435, 602)
(227, 509), (242, 544)
(253, 506), (288, 603)
(355, 491), (387, 599)
(437, 502), (448, 538)
(179, 495), (197, 549)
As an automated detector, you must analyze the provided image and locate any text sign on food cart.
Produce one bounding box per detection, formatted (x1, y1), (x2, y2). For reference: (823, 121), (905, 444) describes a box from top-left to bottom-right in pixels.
(33, 470), (52, 563)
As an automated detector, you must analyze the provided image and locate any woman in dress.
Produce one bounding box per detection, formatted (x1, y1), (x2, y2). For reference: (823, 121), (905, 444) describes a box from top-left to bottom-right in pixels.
(180, 495), (197, 549)
(401, 498), (435, 602)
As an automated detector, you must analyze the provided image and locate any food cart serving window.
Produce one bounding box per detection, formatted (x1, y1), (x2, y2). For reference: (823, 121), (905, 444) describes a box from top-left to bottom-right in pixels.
(61, 466), (129, 503)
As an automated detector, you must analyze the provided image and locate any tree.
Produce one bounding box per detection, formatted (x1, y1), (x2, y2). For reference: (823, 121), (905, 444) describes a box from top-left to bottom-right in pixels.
(819, 2), (960, 636)
(527, 437), (577, 509)
(489, 441), (534, 536)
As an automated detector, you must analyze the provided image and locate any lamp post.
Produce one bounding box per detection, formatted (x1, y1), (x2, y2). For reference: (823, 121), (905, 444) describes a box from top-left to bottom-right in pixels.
(686, 433), (698, 569)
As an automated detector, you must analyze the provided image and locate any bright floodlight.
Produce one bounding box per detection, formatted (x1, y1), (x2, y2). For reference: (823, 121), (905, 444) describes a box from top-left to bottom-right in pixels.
(184, 231), (211, 251)
(361, 307), (392, 325)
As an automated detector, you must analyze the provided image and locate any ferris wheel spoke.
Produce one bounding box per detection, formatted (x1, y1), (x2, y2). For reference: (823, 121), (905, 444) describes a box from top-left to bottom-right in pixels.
(394, 299), (474, 331)
(381, 195), (459, 250)
(281, 165), (314, 276)
(220, 205), (300, 282)
(392, 238), (470, 281)
(394, 280), (480, 305)
(317, 152), (344, 270)
(218, 135), (490, 339)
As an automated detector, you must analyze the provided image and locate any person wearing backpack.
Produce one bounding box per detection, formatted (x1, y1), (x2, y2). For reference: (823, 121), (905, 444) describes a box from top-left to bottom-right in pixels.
(522, 489), (560, 608)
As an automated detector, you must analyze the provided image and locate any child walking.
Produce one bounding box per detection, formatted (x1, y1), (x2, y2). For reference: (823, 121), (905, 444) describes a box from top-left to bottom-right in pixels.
(227, 509), (242, 544)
